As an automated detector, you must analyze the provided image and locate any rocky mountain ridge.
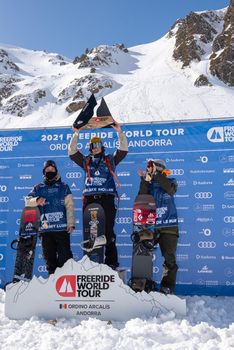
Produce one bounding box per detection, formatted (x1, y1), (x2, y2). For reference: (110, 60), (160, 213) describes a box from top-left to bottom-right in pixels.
(169, 0), (233, 86)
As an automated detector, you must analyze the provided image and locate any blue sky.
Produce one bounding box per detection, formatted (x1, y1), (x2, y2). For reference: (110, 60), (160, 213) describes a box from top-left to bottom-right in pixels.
(0, 0), (229, 59)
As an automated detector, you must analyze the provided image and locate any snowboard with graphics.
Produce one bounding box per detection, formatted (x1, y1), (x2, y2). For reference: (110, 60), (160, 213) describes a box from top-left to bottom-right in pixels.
(73, 95), (115, 130)
(11, 206), (41, 283)
(129, 194), (157, 293)
(82, 203), (106, 263)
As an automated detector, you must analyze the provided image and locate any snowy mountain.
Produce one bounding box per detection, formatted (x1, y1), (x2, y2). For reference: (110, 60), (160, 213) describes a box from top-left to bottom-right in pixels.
(0, 4), (233, 129)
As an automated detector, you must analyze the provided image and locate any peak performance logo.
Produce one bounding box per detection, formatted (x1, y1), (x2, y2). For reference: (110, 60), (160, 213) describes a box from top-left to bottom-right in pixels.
(0, 185), (7, 192)
(207, 126), (234, 143)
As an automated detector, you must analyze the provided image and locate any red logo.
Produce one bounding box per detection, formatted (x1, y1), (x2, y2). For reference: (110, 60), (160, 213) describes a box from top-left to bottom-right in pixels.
(24, 209), (37, 222)
(56, 275), (76, 297)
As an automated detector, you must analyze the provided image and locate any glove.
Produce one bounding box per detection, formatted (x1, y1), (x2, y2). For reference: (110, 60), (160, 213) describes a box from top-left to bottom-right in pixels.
(145, 160), (157, 181)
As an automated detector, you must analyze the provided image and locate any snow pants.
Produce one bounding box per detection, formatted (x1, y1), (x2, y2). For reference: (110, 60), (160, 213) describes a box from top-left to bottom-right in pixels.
(155, 229), (178, 292)
(40, 231), (73, 275)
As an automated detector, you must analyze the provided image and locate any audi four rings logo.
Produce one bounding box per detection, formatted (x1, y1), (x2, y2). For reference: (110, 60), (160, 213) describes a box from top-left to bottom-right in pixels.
(115, 217), (132, 224)
(195, 192), (213, 199)
(224, 216), (234, 223)
(66, 172), (82, 179)
(38, 265), (48, 272)
(0, 185), (7, 192)
(170, 169), (184, 176)
(198, 241), (216, 248)
(0, 196), (9, 203)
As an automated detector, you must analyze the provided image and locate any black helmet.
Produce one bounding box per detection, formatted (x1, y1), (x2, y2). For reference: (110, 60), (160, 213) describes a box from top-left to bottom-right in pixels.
(43, 160), (57, 174)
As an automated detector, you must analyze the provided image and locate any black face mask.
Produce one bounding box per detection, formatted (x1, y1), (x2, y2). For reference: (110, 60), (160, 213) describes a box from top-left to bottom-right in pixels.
(45, 171), (57, 180)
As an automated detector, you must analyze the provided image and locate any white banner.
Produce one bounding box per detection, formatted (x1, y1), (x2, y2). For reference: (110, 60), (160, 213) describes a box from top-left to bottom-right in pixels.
(5, 257), (186, 320)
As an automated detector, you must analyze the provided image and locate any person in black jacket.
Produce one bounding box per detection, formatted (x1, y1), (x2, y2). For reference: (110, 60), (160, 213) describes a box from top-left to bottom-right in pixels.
(138, 159), (179, 294)
(68, 121), (128, 269)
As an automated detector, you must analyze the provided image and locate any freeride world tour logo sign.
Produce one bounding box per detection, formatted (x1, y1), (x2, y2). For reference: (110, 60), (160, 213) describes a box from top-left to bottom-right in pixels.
(56, 275), (76, 297)
(56, 274), (115, 298)
(207, 126), (234, 143)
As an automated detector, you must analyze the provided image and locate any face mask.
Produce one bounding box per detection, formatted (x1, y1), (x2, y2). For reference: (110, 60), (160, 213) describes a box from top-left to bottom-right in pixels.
(45, 171), (57, 180)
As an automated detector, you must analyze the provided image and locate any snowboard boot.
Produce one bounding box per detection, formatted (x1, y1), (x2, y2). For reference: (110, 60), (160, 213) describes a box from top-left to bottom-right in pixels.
(160, 286), (173, 295)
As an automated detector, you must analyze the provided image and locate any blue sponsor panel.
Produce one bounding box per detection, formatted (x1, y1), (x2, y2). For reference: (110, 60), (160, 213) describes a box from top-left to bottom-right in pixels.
(0, 120), (234, 295)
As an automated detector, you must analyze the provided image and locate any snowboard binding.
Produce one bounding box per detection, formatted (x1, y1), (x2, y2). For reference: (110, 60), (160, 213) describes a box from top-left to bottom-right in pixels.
(129, 277), (157, 293)
(79, 235), (107, 253)
(131, 229), (155, 251)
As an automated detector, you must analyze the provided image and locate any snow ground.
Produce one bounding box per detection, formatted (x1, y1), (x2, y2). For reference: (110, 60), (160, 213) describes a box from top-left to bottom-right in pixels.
(0, 289), (233, 350)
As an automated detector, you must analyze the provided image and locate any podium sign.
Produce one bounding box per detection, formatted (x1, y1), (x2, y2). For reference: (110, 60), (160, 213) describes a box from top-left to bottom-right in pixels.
(5, 257), (186, 320)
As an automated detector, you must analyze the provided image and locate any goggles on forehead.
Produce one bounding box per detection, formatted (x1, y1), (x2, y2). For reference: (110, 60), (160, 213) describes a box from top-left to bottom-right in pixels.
(154, 162), (165, 169)
(90, 141), (102, 150)
(147, 160), (165, 170)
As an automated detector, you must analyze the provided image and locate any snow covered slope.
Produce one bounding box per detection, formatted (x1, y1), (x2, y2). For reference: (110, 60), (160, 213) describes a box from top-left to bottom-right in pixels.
(0, 6), (233, 129)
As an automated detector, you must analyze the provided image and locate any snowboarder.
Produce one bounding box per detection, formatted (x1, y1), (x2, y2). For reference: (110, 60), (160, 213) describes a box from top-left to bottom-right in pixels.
(25, 160), (75, 275)
(68, 121), (128, 269)
(138, 159), (179, 294)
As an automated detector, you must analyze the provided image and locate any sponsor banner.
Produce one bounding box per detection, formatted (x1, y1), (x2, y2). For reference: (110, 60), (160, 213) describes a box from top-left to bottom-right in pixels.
(1, 119), (234, 296)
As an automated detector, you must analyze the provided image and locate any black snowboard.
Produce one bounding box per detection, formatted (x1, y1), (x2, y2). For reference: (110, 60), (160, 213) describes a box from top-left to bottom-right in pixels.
(129, 194), (157, 293)
(73, 93), (97, 129)
(83, 203), (106, 263)
(11, 206), (41, 283)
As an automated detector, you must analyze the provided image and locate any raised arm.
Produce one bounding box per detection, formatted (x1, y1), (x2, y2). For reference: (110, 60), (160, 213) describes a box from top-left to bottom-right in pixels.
(112, 121), (128, 165)
(68, 127), (86, 168)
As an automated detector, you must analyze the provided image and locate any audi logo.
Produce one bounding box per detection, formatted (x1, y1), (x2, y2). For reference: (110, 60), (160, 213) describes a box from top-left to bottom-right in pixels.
(0, 254), (3, 261)
(198, 241), (216, 249)
(0, 185), (7, 192)
(224, 216), (234, 223)
(195, 192), (212, 199)
(66, 172), (82, 179)
(170, 169), (184, 176)
(115, 217), (132, 224)
(38, 265), (48, 272)
(0, 196), (9, 203)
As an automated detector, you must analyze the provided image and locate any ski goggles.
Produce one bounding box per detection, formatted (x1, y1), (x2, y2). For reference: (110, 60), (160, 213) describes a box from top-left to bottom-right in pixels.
(147, 160), (166, 170)
(90, 141), (102, 150)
